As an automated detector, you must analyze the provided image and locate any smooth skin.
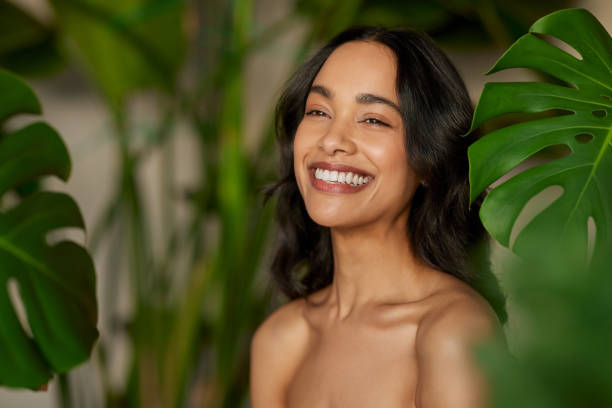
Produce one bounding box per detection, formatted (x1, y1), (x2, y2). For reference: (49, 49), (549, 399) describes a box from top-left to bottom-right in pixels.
(251, 41), (505, 408)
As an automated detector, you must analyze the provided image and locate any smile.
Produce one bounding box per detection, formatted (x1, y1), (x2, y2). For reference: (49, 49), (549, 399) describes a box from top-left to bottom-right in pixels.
(314, 168), (372, 186)
(307, 161), (374, 194)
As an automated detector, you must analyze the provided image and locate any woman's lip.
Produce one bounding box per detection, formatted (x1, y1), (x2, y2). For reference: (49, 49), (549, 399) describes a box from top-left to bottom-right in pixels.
(308, 161), (374, 178)
(309, 169), (371, 194)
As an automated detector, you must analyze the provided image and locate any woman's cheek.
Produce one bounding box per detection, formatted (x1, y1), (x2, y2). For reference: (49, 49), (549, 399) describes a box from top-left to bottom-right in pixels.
(360, 138), (393, 169)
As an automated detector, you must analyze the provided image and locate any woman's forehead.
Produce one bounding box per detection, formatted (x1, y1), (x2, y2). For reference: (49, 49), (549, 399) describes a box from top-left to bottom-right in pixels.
(312, 41), (399, 105)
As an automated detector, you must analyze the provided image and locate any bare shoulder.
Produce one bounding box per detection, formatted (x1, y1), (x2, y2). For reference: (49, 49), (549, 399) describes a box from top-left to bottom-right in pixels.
(252, 296), (309, 347)
(250, 297), (310, 408)
(416, 280), (503, 353)
(413, 281), (504, 408)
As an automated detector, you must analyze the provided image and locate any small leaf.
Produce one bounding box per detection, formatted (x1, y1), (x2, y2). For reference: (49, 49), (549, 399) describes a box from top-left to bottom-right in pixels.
(0, 69), (40, 124)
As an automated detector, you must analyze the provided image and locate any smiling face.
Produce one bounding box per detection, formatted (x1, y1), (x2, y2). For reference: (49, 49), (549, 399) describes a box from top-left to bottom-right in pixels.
(293, 40), (421, 229)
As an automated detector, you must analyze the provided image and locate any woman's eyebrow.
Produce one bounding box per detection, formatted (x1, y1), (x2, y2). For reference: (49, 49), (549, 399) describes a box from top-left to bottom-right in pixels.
(309, 84), (331, 98)
(356, 93), (401, 113)
(309, 85), (400, 114)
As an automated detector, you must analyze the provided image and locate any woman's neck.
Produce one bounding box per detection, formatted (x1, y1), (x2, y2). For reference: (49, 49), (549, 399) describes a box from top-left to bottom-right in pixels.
(327, 215), (435, 321)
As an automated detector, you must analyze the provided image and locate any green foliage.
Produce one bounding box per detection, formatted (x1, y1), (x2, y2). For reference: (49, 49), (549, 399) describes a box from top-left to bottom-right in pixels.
(0, 69), (98, 389)
(50, 0), (186, 110)
(467, 8), (612, 260)
(296, 0), (571, 47)
(476, 247), (612, 407)
(468, 8), (612, 408)
(0, 1), (64, 77)
(356, 1), (451, 31)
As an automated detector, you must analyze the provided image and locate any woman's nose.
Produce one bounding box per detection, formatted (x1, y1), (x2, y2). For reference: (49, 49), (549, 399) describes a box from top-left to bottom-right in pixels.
(317, 117), (356, 155)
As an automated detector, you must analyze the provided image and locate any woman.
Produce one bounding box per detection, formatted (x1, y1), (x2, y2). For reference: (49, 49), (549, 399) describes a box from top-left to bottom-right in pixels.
(251, 26), (508, 408)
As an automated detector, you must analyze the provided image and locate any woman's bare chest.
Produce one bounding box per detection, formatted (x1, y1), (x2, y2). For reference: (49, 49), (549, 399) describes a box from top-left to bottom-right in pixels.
(286, 321), (419, 408)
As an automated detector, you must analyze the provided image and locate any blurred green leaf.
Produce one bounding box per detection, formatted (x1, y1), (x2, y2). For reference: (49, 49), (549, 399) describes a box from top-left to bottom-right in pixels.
(476, 247), (612, 408)
(355, 0), (451, 31)
(0, 36), (65, 79)
(49, 0), (186, 110)
(0, 69), (40, 122)
(467, 8), (612, 260)
(0, 1), (64, 77)
(0, 69), (98, 389)
(214, 1), (251, 396)
(0, 1), (48, 54)
(161, 255), (215, 408)
(297, 0), (364, 40)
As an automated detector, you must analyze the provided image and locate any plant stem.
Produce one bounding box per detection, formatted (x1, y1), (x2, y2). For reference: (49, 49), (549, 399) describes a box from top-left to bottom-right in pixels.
(57, 373), (71, 408)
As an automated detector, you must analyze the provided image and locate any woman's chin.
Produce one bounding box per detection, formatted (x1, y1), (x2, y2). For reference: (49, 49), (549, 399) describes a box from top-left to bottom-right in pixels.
(307, 210), (372, 230)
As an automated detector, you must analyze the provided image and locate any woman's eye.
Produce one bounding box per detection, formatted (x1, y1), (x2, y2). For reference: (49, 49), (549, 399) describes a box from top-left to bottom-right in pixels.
(305, 109), (328, 117)
(363, 118), (390, 127)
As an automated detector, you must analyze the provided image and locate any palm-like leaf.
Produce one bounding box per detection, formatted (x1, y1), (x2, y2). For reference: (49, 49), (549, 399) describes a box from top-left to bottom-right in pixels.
(468, 8), (612, 260)
(0, 69), (97, 389)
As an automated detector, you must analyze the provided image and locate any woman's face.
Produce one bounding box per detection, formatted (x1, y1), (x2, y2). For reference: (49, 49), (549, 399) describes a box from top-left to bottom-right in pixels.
(293, 41), (420, 229)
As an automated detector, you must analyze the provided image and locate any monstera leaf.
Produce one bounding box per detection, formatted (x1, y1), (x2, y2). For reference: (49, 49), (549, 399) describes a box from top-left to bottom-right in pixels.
(468, 8), (612, 261)
(0, 69), (98, 389)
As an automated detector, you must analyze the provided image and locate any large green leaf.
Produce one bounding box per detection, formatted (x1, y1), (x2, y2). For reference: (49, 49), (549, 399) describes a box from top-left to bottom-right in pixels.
(0, 69), (98, 389)
(467, 8), (612, 261)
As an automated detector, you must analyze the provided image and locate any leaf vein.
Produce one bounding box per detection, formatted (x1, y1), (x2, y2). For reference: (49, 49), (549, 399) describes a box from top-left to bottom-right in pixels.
(584, 40), (612, 75)
(0, 237), (90, 309)
(540, 58), (612, 92)
(563, 125), (612, 235)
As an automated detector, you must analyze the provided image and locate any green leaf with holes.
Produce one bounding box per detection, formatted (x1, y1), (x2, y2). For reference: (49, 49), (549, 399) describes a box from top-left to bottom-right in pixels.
(467, 8), (612, 261)
(0, 69), (98, 389)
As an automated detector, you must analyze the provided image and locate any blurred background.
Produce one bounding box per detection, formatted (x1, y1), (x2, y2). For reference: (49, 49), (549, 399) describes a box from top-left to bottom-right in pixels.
(1, 0), (611, 407)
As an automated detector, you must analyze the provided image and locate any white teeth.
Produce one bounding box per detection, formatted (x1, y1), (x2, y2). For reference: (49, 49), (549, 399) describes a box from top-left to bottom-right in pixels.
(313, 167), (371, 186)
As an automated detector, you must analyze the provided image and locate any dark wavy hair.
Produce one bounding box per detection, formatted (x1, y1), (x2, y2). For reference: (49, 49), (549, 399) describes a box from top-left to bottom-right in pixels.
(264, 26), (507, 324)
